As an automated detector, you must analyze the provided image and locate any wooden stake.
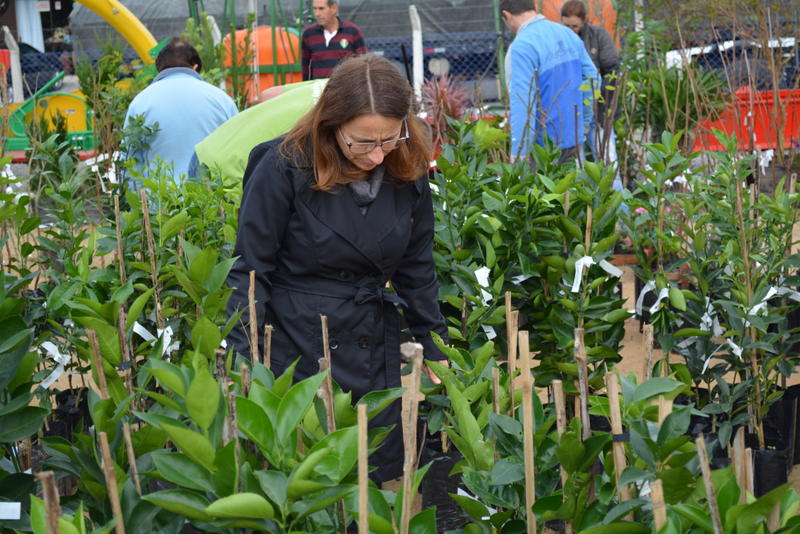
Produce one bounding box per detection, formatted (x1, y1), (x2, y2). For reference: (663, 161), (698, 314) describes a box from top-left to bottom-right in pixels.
(239, 362), (251, 397)
(139, 190), (164, 331)
(491, 367), (501, 415)
(508, 310), (519, 417)
(319, 315), (336, 434)
(248, 270), (258, 361)
(399, 342), (423, 534)
(113, 195), (126, 285)
(262, 324), (273, 368)
(651, 478), (666, 530)
(584, 205), (593, 252)
(643, 324), (654, 381)
(98, 432), (125, 534)
(732, 427), (747, 503)
(215, 348), (227, 381)
(521, 380), (537, 534)
(696, 434), (723, 534)
(518, 330), (530, 392)
(658, 395), (672, 426)
(606, 373), (632, 506)
(744, 447), (754, 497)
(88, 330), (109, 400)
(357, 403), (369, 534)
(116, 309), (134, 398)
(574, 328), (591, 441)
(552, 380), (572, 534)
(122, 422), (141, 495)
(35, 471), (60, 534)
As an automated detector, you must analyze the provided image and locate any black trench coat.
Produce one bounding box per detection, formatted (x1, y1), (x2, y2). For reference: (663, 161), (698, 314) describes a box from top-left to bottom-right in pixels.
(226, 138), (448, 482)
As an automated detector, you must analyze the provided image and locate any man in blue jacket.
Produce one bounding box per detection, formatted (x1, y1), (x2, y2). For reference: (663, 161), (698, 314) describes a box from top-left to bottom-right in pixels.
(123, 38), (238, 184)
(500, 0), (599, 164)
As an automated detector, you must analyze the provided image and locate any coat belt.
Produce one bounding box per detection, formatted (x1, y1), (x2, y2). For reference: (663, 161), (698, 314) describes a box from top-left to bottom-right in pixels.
(270, 272), (407, 308)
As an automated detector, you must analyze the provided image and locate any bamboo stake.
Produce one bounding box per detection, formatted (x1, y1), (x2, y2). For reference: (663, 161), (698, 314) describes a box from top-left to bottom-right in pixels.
(98, 432), (125, 534)
(113, 195), (126, 285)
(521, 379), (537, 534)
(248, 270), (258, 361)
(399, 342), (423, 534)
(139, 190), (164, 331)
(696, 434), (723, 534)
(319, 315), (336, 434)
(552, 380), (572, 534)
(122, 422), (141, 495)
(606, 373), (632, 507)
(88, 330), (109, 400)
(508, 310), (519, 417)
(651, 478), (666, 530)
(357, 403), (369, 534)
(262, 324), (273, 368)
(643, 324), (654, 381)
(574, 328), (591, 441)
(36, 471), (60, 534)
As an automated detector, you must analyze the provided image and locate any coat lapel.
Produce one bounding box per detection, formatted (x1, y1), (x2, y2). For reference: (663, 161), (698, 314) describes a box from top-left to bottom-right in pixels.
(298, 171), (394, 273)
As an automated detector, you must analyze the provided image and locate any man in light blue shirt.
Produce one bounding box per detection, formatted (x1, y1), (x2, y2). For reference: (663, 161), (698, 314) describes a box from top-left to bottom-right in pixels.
(500, 0), (599, 163)
(123, 38), (238, 183)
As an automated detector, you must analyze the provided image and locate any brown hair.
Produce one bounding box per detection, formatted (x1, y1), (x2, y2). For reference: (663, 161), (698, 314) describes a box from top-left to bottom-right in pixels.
(280, 54), (432, 191)
(560, 0), (587, 20)
(498, 0), (535, 16)
(155, 37), (202, 72)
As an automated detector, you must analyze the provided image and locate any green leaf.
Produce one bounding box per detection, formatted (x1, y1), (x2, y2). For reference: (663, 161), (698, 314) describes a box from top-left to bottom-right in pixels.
(191, 316), (222, 360)
(450, 493), (490, 524)
(236, 397), (276, 461)
(145, 360), (187, 397)
(674, 328), (710, 338)
(0, 317), (33, 390)
(126, 288), (154, 329)
(141, 489), (212, 521)
(672, 503), (713, 533)
(669, 286), (686, 311)
(557, 431), (586, 474)
(205, 493), (275, 519)
(161, 424), (216, 472)
(579, 522), (648, 534)
(275, 373), (326, 448)
(186, 366), (220, 431)
(0, 406), (49, 442)
(489, 458), (524, 485)
(151, 452), (215, 493)
(631, 378), (684, 402)
(409, 507), (437, 534)
(657, 406), (691, 444)
(161, 211), (190, 241)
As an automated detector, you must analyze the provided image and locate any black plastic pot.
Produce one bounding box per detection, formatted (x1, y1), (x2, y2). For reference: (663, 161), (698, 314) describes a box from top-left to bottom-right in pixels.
(419, 447), (468, 531)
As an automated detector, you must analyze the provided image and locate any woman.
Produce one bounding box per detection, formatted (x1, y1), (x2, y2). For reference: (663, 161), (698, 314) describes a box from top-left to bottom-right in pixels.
(226, 54), (449, 483)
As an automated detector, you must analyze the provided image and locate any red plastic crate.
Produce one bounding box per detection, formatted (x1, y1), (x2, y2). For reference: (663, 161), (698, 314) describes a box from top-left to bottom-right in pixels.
(693, 88), (800, 151)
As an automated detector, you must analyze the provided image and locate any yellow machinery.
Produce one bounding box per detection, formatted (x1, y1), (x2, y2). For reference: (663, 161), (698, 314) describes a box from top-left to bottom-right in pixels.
(4, 0), (158, 158)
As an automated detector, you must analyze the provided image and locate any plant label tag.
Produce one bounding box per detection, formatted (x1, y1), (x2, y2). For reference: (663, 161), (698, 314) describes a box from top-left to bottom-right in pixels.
(0, 502), (21, 520)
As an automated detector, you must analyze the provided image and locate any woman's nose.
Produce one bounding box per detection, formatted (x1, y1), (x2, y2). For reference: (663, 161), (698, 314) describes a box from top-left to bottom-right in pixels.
(367, 146), (385, 165)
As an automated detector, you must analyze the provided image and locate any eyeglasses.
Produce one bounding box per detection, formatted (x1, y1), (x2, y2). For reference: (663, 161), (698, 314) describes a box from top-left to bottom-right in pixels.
(339, 120), (410, 154)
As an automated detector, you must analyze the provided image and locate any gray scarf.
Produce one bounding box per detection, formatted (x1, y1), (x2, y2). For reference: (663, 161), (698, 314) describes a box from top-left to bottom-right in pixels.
(348, 166), (384, 215)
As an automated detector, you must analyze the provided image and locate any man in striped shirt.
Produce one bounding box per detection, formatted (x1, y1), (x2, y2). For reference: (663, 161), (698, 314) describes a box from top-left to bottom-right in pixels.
(301, 0), (368, 80)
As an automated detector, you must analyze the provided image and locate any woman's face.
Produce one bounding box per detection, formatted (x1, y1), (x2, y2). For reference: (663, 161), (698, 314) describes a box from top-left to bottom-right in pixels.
(336, 114), (405, 174)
